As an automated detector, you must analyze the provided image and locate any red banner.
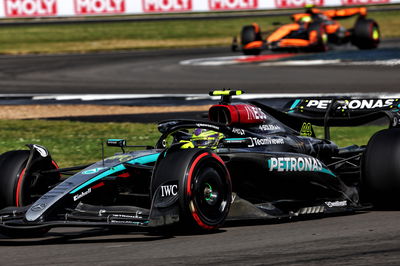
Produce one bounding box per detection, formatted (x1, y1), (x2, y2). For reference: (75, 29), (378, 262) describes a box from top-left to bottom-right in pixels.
(4, 0), (57, 17)
(74, 0), (125, 15)
(341, 0), (389, 5)
(274, 0), (325, 8)
(142, 0), (193, 12)
(208, 0), (258, 10)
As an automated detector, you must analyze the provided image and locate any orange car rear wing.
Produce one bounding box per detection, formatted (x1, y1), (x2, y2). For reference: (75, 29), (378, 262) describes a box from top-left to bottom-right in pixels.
(323, 7), (367, 18)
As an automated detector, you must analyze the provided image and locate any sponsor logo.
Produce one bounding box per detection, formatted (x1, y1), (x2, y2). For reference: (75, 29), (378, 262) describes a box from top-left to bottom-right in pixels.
(31, 203), (46, 212)
(105, 155), (134, 162)
(33, 144), (48, 157)
(209, 0), (258, 10)
(274, 0), (324, 8)
(196, 123), (220, 130)
(306, 99), (395, 110)
(249, 137), (284, 147)
(161, 185), (178, 197)
(393, 117), (399, 127)
(223, 138), (248, 144)
(325, 200), (347, 208)
(244, 106), (267, 121)
(82, 167), (107, 175)
(259, 124), (281, 131)
(142, 0), (192, 12)
(268, 157), (323, 172)
(232, 128), (245, 135)
(110, 212), (143, 219)
(342, 0), (389, 5)
(74, 0), (126, 15)
(73, 188), (92, 201)
(300, 122), (313, 137)
(5, 0), (57, 17)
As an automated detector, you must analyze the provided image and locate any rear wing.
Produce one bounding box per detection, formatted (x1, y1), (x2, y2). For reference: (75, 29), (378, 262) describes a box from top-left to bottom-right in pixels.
(285, 98), (399, 124)
(252, 98), (400, 140)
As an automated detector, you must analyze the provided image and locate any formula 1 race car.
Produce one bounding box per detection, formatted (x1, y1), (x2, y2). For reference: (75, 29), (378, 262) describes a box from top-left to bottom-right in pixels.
(233, 6), (380, 55)
(0, 90), (399, 237)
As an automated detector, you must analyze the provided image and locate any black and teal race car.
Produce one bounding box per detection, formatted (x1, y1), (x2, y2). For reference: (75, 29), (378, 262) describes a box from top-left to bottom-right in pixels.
(0, 90), (399, 237)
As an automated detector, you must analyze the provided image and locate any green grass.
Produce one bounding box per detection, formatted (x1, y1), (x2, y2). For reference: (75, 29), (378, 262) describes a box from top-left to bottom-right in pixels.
(1, 10), (399, 54)
(0, 120), (159, 167)
(0, 120), (386, 167)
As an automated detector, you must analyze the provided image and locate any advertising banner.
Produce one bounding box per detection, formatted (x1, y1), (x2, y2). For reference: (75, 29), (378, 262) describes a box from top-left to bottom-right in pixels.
(0, 0), (399, 18)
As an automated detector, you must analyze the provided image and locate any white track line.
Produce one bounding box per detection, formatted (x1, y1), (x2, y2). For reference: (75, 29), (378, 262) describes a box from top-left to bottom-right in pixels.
(259, 60), (341, 66)
(22, 93), (400, 102)
(180, 56), (248, 66)
(259, 59), (400, 66)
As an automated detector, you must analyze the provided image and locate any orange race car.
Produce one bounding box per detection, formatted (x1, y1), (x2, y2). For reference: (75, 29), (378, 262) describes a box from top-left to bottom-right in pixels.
(234, 6), (380, 55)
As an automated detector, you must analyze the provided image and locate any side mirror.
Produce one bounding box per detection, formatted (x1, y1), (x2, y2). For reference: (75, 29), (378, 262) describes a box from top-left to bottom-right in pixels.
(107, 139), (126, 148)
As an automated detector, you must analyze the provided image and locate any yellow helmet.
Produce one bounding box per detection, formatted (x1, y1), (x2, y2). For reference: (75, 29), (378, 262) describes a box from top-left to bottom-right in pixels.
(299, 15), (312, 23)
(190, 128), (224, 149)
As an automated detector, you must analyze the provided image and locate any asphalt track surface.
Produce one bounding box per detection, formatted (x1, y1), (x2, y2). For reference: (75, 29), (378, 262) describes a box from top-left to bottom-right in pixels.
(0, 39), (400, 94)
(1, 41), (400, 265)
(0, 211), (399, 265)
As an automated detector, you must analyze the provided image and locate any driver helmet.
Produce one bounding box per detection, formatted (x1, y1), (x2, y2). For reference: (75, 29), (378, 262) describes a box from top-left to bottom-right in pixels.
(191, 128), (224, 149)
(299, 15), (312, 23)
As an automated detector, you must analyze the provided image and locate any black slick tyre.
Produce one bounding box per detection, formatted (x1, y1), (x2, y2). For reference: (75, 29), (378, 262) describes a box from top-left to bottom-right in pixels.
(351, 18), (380, 50)
(0, 150), (31, 208)
(152, 148), (231, 231)
(241, 25), (262, 55)
(362, 128), (400, 207)
(0, 150), (59, 208)
(180, 150), (231, 231)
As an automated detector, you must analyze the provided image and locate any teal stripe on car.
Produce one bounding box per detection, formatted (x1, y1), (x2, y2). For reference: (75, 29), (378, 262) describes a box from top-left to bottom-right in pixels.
(127, 153), (160, 165)
(288, 99), (301, 113)
(69, 153), (160, 194)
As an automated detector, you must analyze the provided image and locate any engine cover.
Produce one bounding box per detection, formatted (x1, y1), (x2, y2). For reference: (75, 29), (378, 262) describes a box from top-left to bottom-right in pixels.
(209, 104), (268, 125)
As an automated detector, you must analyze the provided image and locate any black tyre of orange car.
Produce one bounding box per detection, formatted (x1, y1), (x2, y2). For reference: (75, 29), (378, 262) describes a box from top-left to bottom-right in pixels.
(307, 22), (328, 52)
(351, 18), (380, 50)
(241, 25), (262, 55)
(362, 128), (400, 207)
(0, 150), (59, 209)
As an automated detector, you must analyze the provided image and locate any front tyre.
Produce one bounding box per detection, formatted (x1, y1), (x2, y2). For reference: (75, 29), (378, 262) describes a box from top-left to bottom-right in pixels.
(362, 128), (400, 206)
(241, 24), (262, 55)
(0, 150), (59, 208)
(180, 151), (232, 230)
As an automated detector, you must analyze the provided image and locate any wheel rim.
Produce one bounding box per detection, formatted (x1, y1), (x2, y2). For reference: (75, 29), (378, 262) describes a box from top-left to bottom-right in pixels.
(189, 161), (230, 227)
(204, 183), (218, 206)
(372, 27), (379, 41)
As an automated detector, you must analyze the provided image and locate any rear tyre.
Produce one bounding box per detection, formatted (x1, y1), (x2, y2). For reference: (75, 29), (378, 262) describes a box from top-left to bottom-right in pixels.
(0, 150), (59, 209)
(351, 18), (380, 50)
(241, 25), (262, 55)
(362, 129), (400, 207)
(308, 22), (328, 52)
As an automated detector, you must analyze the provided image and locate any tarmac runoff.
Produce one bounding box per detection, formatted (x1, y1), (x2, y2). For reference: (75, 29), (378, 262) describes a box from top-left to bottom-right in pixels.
(181, 56), (400, 66)
(180, 48), (400, 66)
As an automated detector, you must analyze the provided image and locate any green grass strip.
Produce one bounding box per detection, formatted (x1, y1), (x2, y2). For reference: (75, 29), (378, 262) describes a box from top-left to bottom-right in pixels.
(1, 10), (399, 54)
(0, 119), (386, 167)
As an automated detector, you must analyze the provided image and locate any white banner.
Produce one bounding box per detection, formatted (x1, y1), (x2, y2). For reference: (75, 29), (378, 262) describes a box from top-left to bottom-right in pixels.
(0, 0), (398, 18)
